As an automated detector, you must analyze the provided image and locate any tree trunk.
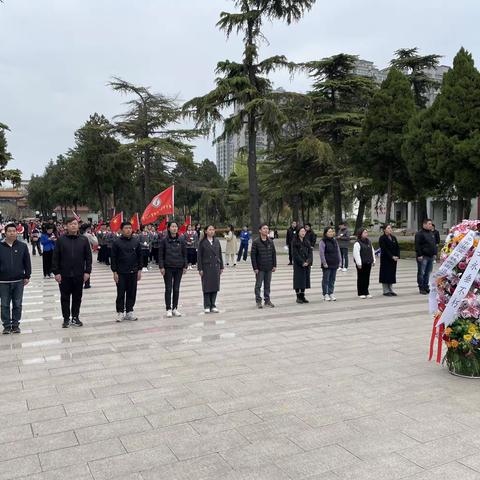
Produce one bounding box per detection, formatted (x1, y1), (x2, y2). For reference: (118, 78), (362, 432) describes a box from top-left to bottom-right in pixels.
(143, 148), (151, 207)
(291, 195), (300, 222)
(464, 198), (472, 219)
(417, 195), (428, 230)
(300, 194), (306, 225)
(385, 163), (393, 223)
(355, 196), (367, 233)
(332, 177), (342, 227)
(457, 198), (464, 224)
(247, 112), (261, 232)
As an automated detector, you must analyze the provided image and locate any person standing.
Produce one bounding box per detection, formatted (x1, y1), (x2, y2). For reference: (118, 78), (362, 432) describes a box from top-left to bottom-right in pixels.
(31, 224), (42, 256)
(111, 221), (142, 322)
(140, 226), (152, 272)
(224, 225), (238, 267)
(81, 225), (98, 289)
(251, 223), (277, 308)
(104, 225), (115, 266)
(236, 225), (250, 262)
(304, 223), (317, 249)
(0, 223), (31, 334)
(353, 228), (376, 299)
(336, 222), (351, 272)
(185, 224), (199, 270)
(292, 226), (313, 304)
(415, 218), (436, 295)
(158, 222), (188, 318)
(319, 227), (342, 301)
(150, 229), (161, 265)
(97, 224), (107, 263)
(286, 221), (298, 265)
(40, 225), (56, 278)
(52, 218), (92, 328)
(197, 225), (224, 313)
(379, 224), (400, 296)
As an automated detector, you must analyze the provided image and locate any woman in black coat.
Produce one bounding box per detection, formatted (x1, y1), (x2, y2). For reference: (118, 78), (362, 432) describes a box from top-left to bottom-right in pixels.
(379, 224), (400, 296)
(292, 226), (313, 304)
(197, 225), (224, 313)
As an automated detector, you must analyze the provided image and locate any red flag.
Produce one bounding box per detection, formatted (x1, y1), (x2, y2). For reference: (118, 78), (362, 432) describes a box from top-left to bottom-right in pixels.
(178, 215), (192, 236)
(157, 216), (168, 233)
(110, 212), (123, 233)
(141, 186), (174, 225)
(130, 213), (140, 232)
(94, 220), (104, 234)
(71, 209), (81, 222)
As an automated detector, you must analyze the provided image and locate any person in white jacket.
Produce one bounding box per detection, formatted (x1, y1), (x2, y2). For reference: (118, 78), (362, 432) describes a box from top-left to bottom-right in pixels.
(353, 228), (376, 299)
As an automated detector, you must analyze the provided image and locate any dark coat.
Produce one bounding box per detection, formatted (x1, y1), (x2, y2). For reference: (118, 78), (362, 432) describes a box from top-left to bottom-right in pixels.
(415, 228), (436, 257)
(158, 234), (187, 269)
(197, 237), (224, 293)
(251, 237), (277, 272)
(292, 238), (313, 290)
(52, 234), (92, 278)
(379, 234), (400, 284)
(0, 240), (31, 281)
(110, 235), (142, 274)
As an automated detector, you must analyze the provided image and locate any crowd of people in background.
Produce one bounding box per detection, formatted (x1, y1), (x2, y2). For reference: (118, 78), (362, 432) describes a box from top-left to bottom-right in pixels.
(0, 215), (441, 334)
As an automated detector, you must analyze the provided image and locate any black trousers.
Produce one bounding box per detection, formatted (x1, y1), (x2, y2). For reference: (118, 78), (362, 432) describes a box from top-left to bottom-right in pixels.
(142, 250), (149, 268)
(42, 250), (53, 276)
(288, 244), (293, 263)
(203, 292), (217, 309)
(116, 272), (138, 313)
(164, 268), (183, 310)
(356, 263), (372, 296)
(98, 245), (105, 263)
(59, 276), (84, 320)
(151, 247), (159, 264)
(32, 240), (42, 256)
(104, 246), (111, 266)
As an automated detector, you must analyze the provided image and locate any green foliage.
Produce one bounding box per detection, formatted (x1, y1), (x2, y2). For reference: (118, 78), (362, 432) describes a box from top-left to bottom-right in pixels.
(0, 124), (21, 186)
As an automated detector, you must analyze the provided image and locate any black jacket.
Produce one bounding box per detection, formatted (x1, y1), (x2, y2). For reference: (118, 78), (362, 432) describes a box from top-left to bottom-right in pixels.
(158, 234), (187, 269)
(52, 234), (92, 277)
(0, 240), (31, 281)
(415, 228), (436, 257)
(111, 236), (142, 274)
(251, 237), (277, 272)
(286, 226), (297, 245)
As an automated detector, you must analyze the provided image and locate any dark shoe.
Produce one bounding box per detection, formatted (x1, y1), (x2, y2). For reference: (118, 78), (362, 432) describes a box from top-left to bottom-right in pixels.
(296, 295), (304, 304)
(11, 326), (20, 334)
(2, 327), (11, 334)
(256, 302), (263, 309)
(419, 289), (428, 295)
(302, 297), (310, 304)
(62, 319), (70, 328)
(71, 317), (83, 327)
(390, 292), (398, 296)
(84, 285), (91, 289)
(264, 301), (275, 308)
(288, 262), (293, 266)
(383, 292), (392, 297)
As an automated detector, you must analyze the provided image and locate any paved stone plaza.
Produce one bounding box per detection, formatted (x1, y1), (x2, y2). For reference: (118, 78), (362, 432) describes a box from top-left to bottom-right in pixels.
(1, 254), (479, 480)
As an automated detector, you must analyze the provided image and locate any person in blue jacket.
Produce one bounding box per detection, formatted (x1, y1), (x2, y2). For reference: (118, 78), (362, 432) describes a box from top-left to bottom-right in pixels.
(236, 225), (251, 262)
(40, 225), (57, 278)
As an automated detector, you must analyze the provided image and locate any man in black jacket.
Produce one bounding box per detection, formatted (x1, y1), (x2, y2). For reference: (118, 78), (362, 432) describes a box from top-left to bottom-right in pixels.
(52, 218), (92, 328)
(251, 223), (277, 308)
(286, 221), (297, 265)
(111, 221), (142, 322)
(415, 218), (436, 295)
(0, 223), (31, 334)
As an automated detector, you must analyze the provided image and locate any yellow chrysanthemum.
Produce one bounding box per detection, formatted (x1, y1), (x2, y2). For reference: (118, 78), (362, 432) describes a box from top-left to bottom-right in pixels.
(464, 334), (473, 342)
(445, 327), (453, 336)
(451, 340), (459, 348)
(468, 325), (477, 334)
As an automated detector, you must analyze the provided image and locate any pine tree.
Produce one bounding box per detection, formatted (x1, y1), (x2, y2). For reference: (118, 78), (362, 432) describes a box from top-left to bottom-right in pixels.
(0, 123), (21, 186)
(185, 0), (315, 231)
(361, 68), (416, 222)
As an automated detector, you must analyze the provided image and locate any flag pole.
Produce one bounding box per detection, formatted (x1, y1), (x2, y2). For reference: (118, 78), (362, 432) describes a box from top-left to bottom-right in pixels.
(172, 184), (175, 221)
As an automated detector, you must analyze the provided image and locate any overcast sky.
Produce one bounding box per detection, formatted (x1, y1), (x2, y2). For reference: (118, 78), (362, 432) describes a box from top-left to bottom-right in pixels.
(0, 0), (478, 178)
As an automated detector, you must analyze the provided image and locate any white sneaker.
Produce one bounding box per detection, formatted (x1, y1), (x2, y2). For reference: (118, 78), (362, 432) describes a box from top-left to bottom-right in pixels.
(211, 307), (219, 313)
(142, 267), (148, 273)
(366, 294), (372, 298)
(172, 309), (182, 317)
(342, 268), (347, 272)
(204, 308), (211, 314)
(359, 295), (367, 299)
(125, 311), (138, 321)
(166, 310), (173, 318)
(324, 295), (331, 301)
(330, 295), (337, 301)
(116, 312), (124, 323)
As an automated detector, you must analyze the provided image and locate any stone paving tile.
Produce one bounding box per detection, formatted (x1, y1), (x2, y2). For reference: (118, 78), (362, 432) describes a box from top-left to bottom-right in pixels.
(0, 405), (66, 429)
(146, 404), (217, 428)
(189, 409), (263, 435)
(405, 461), (480, 480)
(75, 416), (153, 444)
(0, 455), (41, 480)
(0, 423), (33, 445)
(16, 464), (93, 480)
(2, 430), (78, 462)
(139, 453), (233, 480)
(32, 411), (108, 436)
(88, 444), (177, 480)
(219, 464), (293, 480)
(39, 438), (126, 471)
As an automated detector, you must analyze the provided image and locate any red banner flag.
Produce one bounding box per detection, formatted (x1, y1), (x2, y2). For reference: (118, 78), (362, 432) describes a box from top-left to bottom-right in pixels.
(141, 186), (174, 225)
(71, 209), (81, 222)
(178, 216), (191, 236)
(110, 212), (123, 233)
(157, 216), (168, 233)
(95, 220), (104, 234)
(130, 213), (140, 232)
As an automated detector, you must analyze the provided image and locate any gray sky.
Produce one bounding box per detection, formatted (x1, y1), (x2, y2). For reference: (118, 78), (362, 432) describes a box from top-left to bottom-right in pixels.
(1, 0), (478, 178)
